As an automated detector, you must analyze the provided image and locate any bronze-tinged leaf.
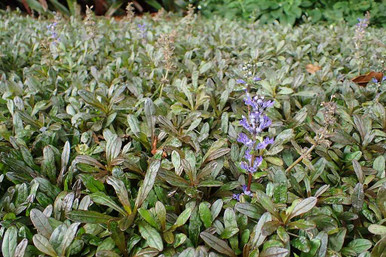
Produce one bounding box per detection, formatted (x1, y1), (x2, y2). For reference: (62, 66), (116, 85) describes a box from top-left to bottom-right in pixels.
(306, 64), (321, 74)
(351, 71), (383, 86)
(200, 232), (237, 257)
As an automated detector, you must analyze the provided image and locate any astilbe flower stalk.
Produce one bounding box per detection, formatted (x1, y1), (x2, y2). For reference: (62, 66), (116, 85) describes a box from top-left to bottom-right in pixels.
(233, 87), (274, 201)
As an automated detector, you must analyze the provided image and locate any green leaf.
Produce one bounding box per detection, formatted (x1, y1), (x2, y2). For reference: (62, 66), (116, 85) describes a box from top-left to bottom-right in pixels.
(173, 233), (187, 248)
(224, 208), (237, 228)
(135, 160), (161, 209)
(158, 169), (190, 188)
(287, 197), (317, 220)
(346, 239), (372, 254)
(291, 236), (310, 252)
(109, 221), (128, 257)
(352, 160), (363, 183)
(138, 208), (160, 230)
(138, 222), (163, 251)
(106, 136), (122, 164)
(368, 224), (386, 235)
(96, 250), (121, 257)
(59, 223), (80, 256)
(171, 150), (181, 171)
(68, 210), (115, 224)
(49, 224), (67, 254)
(42, 146), (56, 182)
(260, 247), (289, 257)
(30, 209), (53, 238)
(373, 156), (385, 173)
(90, 192), (126, 216)
(250, 212), (272, 248)
(287, 219), (315, 230)
(271, 129), (294, 148)
(105, 0), (125, 17)
(211, 199), (223, 220)
(144, 0), (162, 9)
(127, 115), (141, 137)
(352, 183), (364, 213)
(106, 176), (131, 214)
(371, 235), (386, 257)
(2, 226), (18, 257)
(155, 201), (166, 230)
(199, 61), (213, 74)
(33, 234), (57, 257)
(220, 227), (239, 239)
(200, 232), (237, 257)
(14, 239), (28, 257)
(256, 191), (279, 219)
(235, 203), (261, 219)
(329, 228), (346, 252)
(199, 202), (212, 228)
(174, 207), (193, 227)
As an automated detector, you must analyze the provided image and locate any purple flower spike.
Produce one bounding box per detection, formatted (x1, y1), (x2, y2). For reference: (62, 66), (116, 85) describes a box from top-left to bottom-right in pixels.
(237, 88), (274, 179)
(233, 193), (241, 201)
(237, 79), (247, 84)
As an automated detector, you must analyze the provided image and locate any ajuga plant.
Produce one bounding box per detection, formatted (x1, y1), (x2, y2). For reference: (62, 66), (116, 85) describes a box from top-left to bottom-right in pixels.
(233, 79), (274, 201)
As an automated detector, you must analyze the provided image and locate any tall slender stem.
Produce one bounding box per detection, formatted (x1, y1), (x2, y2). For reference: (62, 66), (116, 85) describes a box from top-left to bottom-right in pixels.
(285, 144), (316, 173)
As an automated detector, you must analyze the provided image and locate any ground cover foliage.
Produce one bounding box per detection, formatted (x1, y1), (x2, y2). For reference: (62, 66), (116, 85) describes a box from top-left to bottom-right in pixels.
(0, 9), (386, 257)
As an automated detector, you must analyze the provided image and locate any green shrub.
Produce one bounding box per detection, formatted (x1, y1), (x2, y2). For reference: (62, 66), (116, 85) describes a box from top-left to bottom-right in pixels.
(199, 0), (386, 26)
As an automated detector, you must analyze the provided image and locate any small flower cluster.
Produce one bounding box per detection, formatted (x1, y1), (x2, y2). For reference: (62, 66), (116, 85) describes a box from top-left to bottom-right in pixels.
(233, 89), (275, 201)
(138, 23), (147, 39)
(372, 76), (386, 83)
(354, 12), (370, 50)
(125, 2), (135, 21)
(233, 185), (252, 201)
(47, 22), (58, 40)
(157, 30), (177, 71)
(84, 6), (96, 39)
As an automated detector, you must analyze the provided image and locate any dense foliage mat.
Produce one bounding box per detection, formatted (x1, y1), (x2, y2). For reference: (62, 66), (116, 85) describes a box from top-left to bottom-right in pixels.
(0, 10), (385, 257)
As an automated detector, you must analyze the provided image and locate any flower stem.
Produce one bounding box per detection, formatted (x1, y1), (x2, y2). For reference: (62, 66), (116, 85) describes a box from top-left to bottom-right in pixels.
(247, 172), (252, 191)
(285, 144), (316, 173)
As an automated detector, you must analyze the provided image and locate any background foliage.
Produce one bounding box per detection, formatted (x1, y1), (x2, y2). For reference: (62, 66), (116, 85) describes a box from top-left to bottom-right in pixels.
(2, 0), (386, 26)
(0, 7), (386, 257)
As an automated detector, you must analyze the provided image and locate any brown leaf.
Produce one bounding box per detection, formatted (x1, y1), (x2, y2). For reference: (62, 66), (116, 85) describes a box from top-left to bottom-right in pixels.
(306, 64), (321, 74)
(39, 0), (48, 11)
(352, 71), (383, 86)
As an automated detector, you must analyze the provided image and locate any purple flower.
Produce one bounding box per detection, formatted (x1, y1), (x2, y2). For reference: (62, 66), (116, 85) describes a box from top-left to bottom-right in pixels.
(244, 149), (252, 164)
(47, 22), (60, 43)
(237, 133), (255, 148)
(253, 77), (261, 81)
(383, 76), (386, 82)
(256, 137), (274, 150)
(138, 23), (146, 31)
(372, 78), (378, 83)
(237, 79), (247, 84)
(233, 193), (241, 201)
(242, 185), (252, 196)
(240, 156), (263, 173)
(244, 94), (274, 113)
(241, 112), (272, 136)
(138, 23), (147, 38)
